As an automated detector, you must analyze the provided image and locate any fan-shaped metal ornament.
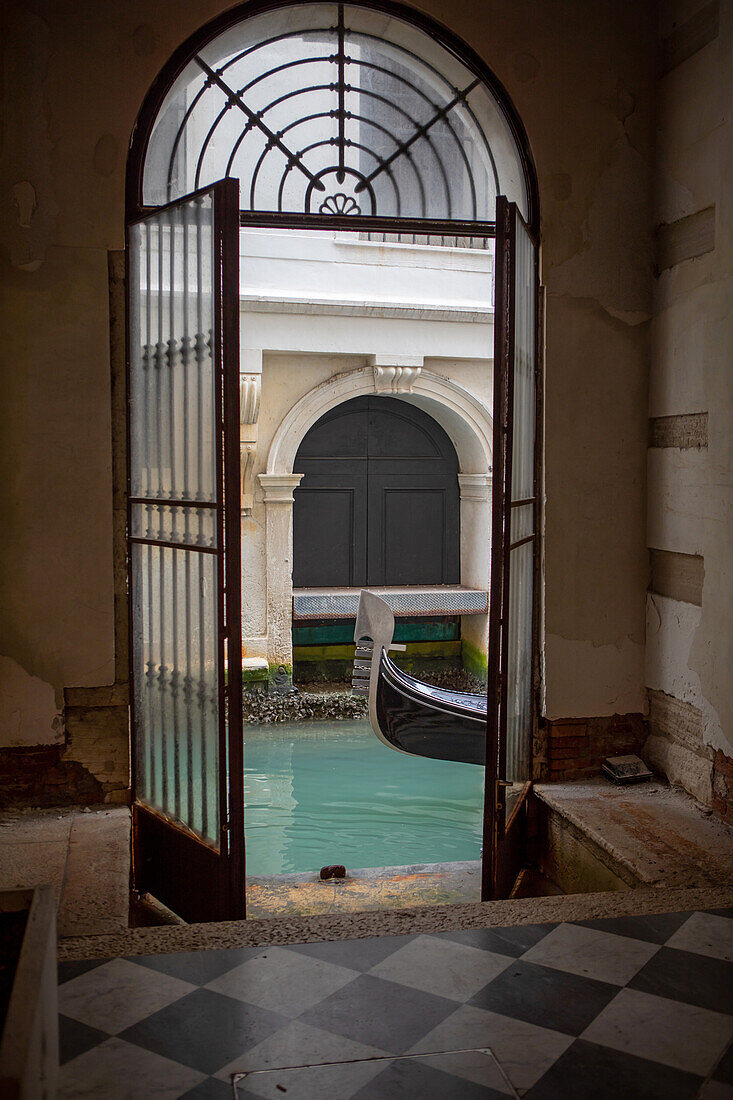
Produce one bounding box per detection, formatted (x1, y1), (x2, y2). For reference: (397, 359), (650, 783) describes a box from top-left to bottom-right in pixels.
(140, 2), (531, 224)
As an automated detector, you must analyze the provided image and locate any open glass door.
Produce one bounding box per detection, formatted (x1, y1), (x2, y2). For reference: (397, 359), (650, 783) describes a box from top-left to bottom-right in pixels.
(127, 179), (244, 922)
(482, 197), (540, 901)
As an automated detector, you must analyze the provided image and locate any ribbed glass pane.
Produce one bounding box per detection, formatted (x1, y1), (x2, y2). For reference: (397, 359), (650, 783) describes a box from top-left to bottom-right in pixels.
(505, 540), (533, 783)
(129, 195), (216, 504)
(128, 187), (224, 849)
(505, 211), (536, 787)
(132, 543), (220, 845)
(511, 213), (535, 503)
(510, 502), (534, 545)
(142, 3), (529, 221)
(131, 503), (217, 549)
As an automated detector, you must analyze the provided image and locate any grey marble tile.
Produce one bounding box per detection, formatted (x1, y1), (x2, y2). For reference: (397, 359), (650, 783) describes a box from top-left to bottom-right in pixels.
(575, 910), (692, 944)
(700, 1083), (733, 1100)
(469, 958), (618, 1035)
(666, 912), (733, 962)
(368, 933), (513, 1003)
(714, 1038), (733, 1084)
(205, 945), (359, 1018)
(526, 1039), (702, 1100)
(58, 1037), (205, 1099)
(132, 946), (260, 986)
(440, 923), (555, 957)
(120, 988), (286, 1076)
(233, 1057), (388, 1100)
(283, 933), (415, 972)
(410, 1003), (573, 1093)
(220, 1020), (388, 1100)
(522, 921), (658, 985)
(352, 1056), (509, 1099)
(58, 957), (195, 1035)
(582, 988), (733, 1076)
(58, 1015), (109, 1065)
(629, 946), (733, 1014)
(299, 973), (458, 1054)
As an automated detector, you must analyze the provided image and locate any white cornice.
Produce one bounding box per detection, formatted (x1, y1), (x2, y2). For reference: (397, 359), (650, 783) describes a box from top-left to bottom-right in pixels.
(240, 293), (493, 323)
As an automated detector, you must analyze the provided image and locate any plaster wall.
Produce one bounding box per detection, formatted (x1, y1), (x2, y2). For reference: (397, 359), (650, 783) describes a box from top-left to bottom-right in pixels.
(647, 0), (733, 760)
(0, 0), (656, 778)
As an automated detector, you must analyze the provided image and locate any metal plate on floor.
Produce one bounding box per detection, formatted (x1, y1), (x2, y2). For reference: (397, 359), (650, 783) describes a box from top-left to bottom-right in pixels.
(602, 754), (653, 784)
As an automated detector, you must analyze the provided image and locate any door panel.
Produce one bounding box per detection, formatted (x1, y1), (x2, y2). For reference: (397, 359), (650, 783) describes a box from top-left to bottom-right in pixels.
(293, 396), (459, 587)
(293, 476), (367, 587)
(483, 197), (540, 901)
(369, 480), (457, 585)
(127, 179), (244, 923)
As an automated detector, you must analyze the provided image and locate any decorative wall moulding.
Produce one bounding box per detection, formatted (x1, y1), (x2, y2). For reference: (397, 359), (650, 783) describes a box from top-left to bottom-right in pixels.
(458, 473), (492, 502)
(258, 473), (304, 504)
(240, 374), (261, 426)
(239, 373), (262, 513)
(371, 355), (424, 394)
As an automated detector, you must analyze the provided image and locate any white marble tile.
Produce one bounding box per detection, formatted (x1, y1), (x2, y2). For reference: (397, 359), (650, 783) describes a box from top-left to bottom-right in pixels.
(58, 958), (196, 1034)
(409, 1003), (573, 1093)
(205, 945), (359, 1017)
(220, 1020), (388, 1099)
(522, 922), (658, 985)
(58, 1037), (205, 1099)
(233, 1057), (388, 1100)
(666, 912), (733, 962)
(583, 988), (733, 1076)
(368, 933), (512, 1002)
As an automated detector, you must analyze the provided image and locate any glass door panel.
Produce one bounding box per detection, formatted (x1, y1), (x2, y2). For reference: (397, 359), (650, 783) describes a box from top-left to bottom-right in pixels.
(127, 180), (244, 922)
(483, 197), (539, 901)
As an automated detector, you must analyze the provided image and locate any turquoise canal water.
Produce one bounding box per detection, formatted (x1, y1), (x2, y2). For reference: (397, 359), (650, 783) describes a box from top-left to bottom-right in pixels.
(243, 719), (484, 876)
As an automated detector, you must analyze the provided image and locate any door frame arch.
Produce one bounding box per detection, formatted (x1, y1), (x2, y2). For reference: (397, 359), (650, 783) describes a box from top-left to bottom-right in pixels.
(124, 0), (542, 915)
(125, 0), (540, 233)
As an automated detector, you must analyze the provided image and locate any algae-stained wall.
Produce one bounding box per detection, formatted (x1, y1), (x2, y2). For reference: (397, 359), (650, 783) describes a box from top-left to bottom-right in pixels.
(0, 1), (655, 773)
(646, 0), (733, 779)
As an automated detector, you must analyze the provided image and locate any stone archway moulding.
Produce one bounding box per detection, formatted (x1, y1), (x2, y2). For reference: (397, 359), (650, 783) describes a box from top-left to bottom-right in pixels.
(264, 366), (493, 478)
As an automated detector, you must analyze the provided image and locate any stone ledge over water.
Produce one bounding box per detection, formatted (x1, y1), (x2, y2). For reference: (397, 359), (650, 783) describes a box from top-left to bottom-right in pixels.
(242, 666), (486, 724)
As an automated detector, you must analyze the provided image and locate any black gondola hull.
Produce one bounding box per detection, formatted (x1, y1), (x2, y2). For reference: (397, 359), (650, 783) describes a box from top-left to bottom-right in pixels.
(375, 649), (487, 765)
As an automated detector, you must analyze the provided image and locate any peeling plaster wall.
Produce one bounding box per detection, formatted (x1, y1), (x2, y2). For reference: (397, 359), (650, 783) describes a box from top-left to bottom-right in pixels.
(0, 0), (657, 788)
(647, 0), (733, 768)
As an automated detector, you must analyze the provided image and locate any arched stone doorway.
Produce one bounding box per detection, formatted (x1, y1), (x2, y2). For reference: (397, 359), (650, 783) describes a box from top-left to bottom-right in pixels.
(259, 366), (493, 686)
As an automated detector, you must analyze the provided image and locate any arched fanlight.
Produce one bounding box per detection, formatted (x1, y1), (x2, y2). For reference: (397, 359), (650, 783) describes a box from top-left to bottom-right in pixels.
(138, 2), (534, 225)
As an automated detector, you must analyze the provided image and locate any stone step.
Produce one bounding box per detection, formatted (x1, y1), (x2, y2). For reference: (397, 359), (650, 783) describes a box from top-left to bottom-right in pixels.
(532, 778), (733, 894)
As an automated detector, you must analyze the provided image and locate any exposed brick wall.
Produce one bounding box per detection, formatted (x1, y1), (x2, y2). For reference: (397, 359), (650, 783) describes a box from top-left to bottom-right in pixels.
(0, 684), (130, 809)
(542, 714), (647, 781)
(713, 749), (733, 822)
(0, 744), (104, 808)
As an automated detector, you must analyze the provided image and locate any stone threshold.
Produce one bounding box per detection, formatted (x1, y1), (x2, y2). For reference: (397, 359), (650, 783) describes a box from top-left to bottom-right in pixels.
(58, 883), (733, 961)
(245, 860), (482, 919)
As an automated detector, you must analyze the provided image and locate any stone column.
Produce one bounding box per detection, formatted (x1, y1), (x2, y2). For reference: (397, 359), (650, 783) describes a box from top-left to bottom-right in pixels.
(258, 473), (303, 692)
(458, 472), (492, 680)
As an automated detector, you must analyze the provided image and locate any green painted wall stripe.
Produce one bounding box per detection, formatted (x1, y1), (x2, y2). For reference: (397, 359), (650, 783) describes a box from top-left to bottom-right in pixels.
(293, 618), (459, 646)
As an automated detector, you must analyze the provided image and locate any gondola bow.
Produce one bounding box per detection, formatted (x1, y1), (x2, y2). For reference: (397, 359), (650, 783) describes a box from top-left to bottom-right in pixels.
(351, 590), (487, 765)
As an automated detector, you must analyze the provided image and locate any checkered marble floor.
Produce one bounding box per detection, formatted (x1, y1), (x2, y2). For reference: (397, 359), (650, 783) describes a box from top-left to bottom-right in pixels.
(58, 907), (733, 1098)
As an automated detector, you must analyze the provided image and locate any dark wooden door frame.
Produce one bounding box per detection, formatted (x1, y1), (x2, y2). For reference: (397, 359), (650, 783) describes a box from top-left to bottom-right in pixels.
(482, 197), (541, 902)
